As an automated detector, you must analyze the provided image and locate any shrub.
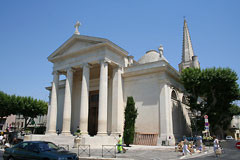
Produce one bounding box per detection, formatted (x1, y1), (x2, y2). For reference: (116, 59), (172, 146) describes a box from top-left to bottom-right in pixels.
(123, 96), (138, 146)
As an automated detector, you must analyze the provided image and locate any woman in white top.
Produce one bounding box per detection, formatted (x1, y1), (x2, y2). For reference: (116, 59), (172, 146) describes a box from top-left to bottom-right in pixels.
(213, 136), (219, 153)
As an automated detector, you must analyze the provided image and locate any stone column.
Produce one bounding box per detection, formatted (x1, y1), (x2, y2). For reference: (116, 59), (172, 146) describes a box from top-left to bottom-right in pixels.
(111, 66), (123, 134)
(159, 82), (174, 145)
(79, 64), (90, 135)
(98, 60), (108, 135)
(62, 68), (73, 135)
(46, 71), (59, 134)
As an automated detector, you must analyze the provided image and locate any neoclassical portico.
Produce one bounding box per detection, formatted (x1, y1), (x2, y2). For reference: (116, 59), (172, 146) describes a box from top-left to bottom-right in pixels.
(47, 57), (125, 136)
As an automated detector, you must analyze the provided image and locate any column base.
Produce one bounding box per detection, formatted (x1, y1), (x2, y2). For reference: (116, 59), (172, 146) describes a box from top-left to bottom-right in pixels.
(97, 132), (108, 136)
(61, 131), (72, 136)
(80, 131), (89, 135)
(45, 131), (57, 135)
(80, 133), (90, 138)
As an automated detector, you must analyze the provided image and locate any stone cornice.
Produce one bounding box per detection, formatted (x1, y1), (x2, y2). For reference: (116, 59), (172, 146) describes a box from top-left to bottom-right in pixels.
(123, 60), (180, 79)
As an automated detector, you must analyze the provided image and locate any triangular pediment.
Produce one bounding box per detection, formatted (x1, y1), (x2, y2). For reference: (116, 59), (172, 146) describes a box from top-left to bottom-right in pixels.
(52, 39), (102, 58)
(48, 35), (108, 61)
(48, 34), (128, 62)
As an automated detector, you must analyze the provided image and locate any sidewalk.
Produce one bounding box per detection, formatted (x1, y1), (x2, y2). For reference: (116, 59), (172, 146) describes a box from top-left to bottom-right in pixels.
(69, 145), (213, 160)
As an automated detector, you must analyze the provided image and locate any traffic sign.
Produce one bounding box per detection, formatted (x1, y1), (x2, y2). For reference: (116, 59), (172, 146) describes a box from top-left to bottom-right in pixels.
(204, 115), (208, 119)
(205, 119), (208, 122)
(236, 142), (240, 149)
(205, 122), (209, 126)
(205, 126), (209, 130)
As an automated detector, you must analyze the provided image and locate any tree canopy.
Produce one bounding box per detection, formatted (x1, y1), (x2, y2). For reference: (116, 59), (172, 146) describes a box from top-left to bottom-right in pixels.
(180, 67), (240, 136)
(0, 91), (48, 129)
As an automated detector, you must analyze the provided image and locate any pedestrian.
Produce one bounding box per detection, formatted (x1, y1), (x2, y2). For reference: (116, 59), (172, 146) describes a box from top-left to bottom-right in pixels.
(117, 134), (123, 153)
(213, 135), (220, 155)
(182, 138), (191, 156)
(197, 136), (203, 152)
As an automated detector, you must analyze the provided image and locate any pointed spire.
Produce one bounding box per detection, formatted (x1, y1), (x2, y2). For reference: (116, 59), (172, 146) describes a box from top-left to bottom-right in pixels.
(179, 19), (200, 72)
(182, 19), (194, 62)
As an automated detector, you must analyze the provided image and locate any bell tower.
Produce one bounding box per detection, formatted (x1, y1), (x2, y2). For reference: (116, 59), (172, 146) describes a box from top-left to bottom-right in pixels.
(179, 19), (200, 72)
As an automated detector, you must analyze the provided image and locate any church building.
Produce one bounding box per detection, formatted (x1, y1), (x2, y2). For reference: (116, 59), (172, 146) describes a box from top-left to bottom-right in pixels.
(44, 19), (200, 146)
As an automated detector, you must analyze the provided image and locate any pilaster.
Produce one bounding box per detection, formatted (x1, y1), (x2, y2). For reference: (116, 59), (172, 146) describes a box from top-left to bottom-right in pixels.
(111, 66), (124, 134)
(159, 82), (175, 145)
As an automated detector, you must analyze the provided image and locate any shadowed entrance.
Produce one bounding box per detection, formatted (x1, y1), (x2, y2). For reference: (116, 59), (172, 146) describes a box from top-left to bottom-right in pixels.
(88, 90), (99, 136)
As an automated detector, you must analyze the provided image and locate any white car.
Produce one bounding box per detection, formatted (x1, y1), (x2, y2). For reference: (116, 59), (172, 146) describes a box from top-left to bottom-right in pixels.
(226, 136), (234, 140)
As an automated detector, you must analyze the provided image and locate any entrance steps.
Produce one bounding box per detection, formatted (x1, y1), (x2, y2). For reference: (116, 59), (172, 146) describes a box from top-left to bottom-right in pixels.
(25, 134), (119, 148)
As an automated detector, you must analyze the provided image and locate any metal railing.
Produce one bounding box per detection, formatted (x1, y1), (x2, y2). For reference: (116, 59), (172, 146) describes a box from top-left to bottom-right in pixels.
(134, 132), (158, 146)
(77, 145), (90, 157)
(102, 145), (116, 158)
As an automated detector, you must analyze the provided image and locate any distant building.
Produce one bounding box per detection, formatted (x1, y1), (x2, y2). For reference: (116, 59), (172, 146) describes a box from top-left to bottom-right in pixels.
(0, 115), (47, 132)
(0, 115), (16, 132)
(231, 115), (240, 139)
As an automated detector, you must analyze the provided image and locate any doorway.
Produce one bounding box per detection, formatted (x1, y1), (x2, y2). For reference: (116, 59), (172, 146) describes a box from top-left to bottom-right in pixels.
(88, 90), (99, 136)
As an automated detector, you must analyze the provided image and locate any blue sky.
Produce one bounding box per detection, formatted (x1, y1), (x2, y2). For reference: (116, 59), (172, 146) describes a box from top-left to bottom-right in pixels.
(0, 0), (240, 102)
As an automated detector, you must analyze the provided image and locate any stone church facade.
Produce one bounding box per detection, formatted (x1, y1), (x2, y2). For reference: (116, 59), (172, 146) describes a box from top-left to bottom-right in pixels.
(45, 19), (200, 145)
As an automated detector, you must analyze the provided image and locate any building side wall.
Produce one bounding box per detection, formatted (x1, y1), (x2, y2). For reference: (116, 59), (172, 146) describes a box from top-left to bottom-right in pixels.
(123, 74), (160, 134)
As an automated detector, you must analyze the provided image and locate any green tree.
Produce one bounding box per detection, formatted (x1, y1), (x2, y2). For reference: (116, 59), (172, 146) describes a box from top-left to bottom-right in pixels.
(0, 91), (48, 130)
(18, 96), (48, 129)
(123, 96), (138, 147)
(180, 67), (240, 137)
(0, 91), (12, 122)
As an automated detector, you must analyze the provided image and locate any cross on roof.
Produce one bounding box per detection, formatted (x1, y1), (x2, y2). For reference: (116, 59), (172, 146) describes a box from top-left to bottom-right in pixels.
(74, 21), (81, 35)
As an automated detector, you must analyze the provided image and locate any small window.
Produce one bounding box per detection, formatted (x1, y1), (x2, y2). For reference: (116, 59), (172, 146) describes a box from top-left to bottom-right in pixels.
(171, 90), (177, 100)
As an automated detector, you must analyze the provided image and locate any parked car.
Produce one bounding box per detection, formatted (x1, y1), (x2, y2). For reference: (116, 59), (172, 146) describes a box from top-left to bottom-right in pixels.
(226, 136), (234, 140)
(3, 141), (78, 160)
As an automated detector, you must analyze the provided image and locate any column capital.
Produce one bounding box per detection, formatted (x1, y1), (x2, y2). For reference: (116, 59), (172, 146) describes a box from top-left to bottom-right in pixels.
(81, 63), (92, 69)
(115, 65), (123, 71)
(61, 67), (76, 75)
(100, 58), (111, 64)
(66, 67), (74, 72)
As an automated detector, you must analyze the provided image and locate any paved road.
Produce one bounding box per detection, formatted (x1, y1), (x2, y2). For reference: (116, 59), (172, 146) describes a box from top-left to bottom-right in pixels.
(0, 141), (238, 160)
(190, 140), (240, 160)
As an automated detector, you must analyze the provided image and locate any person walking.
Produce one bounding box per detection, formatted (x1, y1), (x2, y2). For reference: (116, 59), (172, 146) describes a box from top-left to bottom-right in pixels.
(182, 138), (191, 156)
(117, 134), (123, 153)
(213, 135), (221, 156)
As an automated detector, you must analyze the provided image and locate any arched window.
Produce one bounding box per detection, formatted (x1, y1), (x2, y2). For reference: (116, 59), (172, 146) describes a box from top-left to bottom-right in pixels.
(171, 90), (177, 100)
